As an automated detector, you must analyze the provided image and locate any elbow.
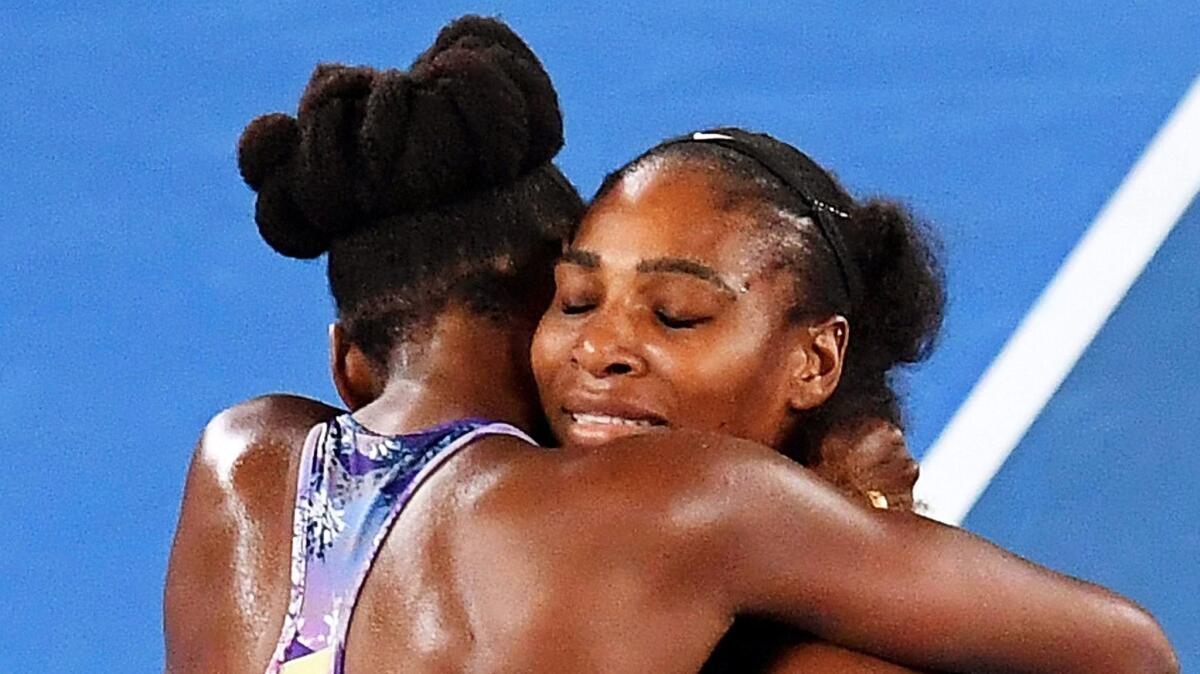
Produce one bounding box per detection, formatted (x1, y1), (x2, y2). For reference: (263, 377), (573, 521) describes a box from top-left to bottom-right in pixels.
(1112, 601), (1178, 674)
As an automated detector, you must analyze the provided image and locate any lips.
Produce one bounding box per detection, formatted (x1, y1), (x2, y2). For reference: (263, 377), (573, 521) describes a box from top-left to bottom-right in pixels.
(569, 412), (660, 428)
(559, 396), (668, 446)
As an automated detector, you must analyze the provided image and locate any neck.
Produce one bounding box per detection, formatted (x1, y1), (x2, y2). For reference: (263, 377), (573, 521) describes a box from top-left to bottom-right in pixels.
(352, 306), (542, 436)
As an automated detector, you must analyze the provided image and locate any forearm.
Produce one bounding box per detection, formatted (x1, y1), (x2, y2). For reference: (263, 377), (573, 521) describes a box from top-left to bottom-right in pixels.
(718, 454), (1178, 673)
(766, 641), (924, 674)
(796, 513), (1177, 673)
(892, 515), (1174, 673)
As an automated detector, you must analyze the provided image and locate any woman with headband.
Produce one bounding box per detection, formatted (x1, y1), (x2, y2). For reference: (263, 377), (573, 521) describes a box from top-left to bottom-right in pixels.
(531, 127), (943, 671)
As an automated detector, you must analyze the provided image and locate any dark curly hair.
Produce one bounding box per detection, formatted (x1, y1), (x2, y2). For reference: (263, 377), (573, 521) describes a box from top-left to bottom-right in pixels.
(594, 128), (946, 467)
(236, 15), (584, 367)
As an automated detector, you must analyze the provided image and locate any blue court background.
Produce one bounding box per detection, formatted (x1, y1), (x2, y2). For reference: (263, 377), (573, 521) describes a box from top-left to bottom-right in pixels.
(2, 2), (1197, 671)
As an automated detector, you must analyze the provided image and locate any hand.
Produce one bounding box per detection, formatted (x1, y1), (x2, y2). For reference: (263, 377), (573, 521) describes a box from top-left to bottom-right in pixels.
(809, 417), (918, 511)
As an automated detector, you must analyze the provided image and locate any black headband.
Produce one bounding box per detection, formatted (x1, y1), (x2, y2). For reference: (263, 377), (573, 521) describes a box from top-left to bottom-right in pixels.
(656, 129), (862, 313)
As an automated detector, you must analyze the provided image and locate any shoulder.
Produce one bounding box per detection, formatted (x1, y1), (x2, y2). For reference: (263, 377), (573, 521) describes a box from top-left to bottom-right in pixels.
(179, 393), (343, 534)
(516, 428), (804, 550)
(171, 393), (343, 576)
(174, 392), (342, 542)
(193, 394), (342, 488)
(553, 427), (865, 570)
(497, 429), (807, 527)
(564, 429), (799, 497)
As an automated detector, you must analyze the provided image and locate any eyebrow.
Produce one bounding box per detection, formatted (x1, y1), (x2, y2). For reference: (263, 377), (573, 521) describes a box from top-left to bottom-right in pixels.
(638, 257), (738, 295)
(559, 248), (599, 268)
(560, 247), (739, 296)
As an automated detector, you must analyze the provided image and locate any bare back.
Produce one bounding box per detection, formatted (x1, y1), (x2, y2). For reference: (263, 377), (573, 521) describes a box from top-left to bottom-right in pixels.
(345, 434), (737, 673)
(167, 398), (736, 674)
(167, 398), (1177, 674)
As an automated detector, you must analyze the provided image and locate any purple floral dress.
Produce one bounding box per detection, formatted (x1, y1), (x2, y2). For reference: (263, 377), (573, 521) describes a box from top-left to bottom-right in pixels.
(264, 414), (534, 674)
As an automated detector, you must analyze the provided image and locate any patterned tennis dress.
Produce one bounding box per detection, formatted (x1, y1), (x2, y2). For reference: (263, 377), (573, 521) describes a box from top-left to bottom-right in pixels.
(265, 414), (534, 674)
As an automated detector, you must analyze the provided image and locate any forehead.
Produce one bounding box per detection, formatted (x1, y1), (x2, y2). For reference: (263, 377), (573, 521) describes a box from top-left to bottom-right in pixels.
(576, 164), (766, 274)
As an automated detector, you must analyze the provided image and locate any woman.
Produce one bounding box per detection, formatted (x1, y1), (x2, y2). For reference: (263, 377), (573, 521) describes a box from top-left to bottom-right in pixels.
(166, 17), (584, 672)
(165, 17), (1177, 674)
(528, 127), (941, 671)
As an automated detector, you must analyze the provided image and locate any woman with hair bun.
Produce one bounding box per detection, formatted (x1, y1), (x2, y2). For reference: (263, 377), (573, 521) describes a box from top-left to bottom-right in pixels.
(166, 16), (586, 673)
(165, 16), (1176, 674)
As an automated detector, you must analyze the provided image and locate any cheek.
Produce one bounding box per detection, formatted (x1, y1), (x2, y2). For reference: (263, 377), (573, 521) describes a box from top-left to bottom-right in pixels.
(679, 319), (780, 383)
(530, 315), (571, 396)
(648, 325), (790, 427)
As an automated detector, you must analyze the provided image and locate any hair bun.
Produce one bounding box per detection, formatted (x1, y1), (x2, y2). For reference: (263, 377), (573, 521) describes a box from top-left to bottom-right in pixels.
(422, 15), (546, 72)
(237, 113), (299, 191)
(238, 15), (563, 257)
(408, 15), (563, 180)
(417, 15), (562, 167)
(237, 112), (333, 258)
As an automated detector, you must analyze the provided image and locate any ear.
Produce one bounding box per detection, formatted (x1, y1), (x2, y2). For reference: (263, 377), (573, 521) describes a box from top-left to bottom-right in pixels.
(786, 315), (849, 411)
(330, 322), (382, 411)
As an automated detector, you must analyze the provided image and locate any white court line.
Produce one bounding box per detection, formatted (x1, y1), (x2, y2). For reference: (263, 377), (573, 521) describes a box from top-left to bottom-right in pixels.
(915, 75), (1200, 525)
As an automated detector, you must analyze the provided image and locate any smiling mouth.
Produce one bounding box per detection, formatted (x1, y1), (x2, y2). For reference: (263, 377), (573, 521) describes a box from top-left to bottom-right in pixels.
(561, 406), (669, 446)
(568, 412), (666, 428)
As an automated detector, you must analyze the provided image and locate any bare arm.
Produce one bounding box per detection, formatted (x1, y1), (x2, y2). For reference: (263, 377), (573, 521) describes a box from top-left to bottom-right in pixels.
(164, 395), (340, 674)
(766, 642), (924, 674)
(772, 419), (925, 672)
(703, 439), (1177, 674)
(164, 426), (251, 674)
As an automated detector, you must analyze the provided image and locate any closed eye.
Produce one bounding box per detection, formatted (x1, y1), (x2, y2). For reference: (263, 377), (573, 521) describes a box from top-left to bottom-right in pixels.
(561, 300), (596, 315)
(655, 309), (711, 330)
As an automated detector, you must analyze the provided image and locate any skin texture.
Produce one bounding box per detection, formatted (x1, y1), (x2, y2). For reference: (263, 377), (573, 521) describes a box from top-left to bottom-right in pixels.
(166, 313), (1178, 674)
(166, 399), (1177, 673)
(769, 641), (924, 673)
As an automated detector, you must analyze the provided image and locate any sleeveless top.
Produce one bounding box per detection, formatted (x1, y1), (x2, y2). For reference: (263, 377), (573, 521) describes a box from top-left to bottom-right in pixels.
(265, 414), (535, 674)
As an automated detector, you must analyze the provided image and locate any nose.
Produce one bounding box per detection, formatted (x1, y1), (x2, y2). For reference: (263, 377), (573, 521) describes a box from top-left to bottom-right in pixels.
(571, 319), (647, 379)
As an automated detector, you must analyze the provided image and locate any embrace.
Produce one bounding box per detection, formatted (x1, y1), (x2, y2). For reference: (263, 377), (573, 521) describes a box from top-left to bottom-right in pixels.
(165, 15), (1177, 674)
